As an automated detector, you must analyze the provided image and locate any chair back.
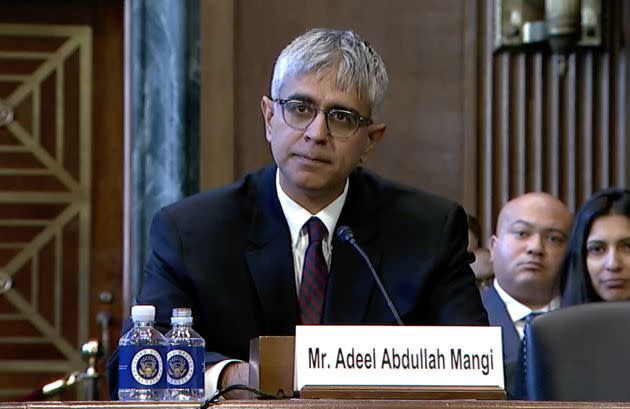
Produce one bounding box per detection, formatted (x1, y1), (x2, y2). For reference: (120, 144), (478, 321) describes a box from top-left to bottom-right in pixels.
(522, 301), (630, 401)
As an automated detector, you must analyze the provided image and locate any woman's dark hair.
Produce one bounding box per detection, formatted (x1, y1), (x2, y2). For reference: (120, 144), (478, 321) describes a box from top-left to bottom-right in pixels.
(560, 188), (630, 306)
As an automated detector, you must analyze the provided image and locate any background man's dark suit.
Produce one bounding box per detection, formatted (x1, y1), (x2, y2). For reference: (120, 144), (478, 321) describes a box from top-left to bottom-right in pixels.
(108, 164), (487, 396)
(481, 284), (520, 398)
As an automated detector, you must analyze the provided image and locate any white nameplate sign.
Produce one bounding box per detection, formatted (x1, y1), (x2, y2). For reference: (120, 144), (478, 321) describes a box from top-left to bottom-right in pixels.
(294, 325), (504, 391)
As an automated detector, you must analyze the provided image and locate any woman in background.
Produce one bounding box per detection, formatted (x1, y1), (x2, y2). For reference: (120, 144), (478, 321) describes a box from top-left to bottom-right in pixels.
(561, 188), (630, 306)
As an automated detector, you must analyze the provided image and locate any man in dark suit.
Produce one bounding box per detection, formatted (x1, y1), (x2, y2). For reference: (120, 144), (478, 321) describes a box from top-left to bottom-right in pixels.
(481, 192), (572, 398)
(111, 28), (487, 398)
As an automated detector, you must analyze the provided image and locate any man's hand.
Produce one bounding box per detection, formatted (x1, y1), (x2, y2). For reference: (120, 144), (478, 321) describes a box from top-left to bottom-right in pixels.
(218, 361), (251, 399)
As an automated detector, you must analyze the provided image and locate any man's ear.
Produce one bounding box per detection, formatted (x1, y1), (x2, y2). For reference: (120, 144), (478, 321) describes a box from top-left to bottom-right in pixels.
(360, 123), (386, 162)
(488, 235), (498, 262)
(261, 96), (274, 141)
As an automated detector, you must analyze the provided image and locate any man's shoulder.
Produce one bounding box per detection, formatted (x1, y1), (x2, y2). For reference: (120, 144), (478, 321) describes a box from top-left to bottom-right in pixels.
(481, 285), (502, 306)
(161, 165), (272, 223)
(351, 167), (460, 214)
(480, 285), (513, 324)
(481, 285), (503, 304)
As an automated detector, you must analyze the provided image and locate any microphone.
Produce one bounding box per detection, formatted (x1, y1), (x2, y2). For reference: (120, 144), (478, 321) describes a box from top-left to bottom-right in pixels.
(336, 226), (404, 325)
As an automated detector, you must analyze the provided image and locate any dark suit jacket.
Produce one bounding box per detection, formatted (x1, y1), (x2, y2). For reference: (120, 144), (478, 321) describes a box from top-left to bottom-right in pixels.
(481, 284), (520, 398)
(109, 165), (487, 397)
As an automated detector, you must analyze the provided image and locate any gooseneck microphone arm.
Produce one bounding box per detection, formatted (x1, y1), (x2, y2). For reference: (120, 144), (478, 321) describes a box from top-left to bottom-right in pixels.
(336, 226), (404, 325)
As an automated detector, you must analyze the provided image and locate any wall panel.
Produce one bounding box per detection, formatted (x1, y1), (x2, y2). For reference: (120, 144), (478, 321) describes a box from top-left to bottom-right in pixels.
(0, 0), (124, 400)
(476, 0), (628, 243)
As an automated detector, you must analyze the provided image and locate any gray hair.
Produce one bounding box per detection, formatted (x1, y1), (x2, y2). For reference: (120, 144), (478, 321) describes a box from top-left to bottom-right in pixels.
(271, 28), (388, 116)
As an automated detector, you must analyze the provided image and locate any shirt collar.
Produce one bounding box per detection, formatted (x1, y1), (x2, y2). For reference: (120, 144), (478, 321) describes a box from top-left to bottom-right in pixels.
(493, 278), (560, 322)
(275, 169), (348, 247)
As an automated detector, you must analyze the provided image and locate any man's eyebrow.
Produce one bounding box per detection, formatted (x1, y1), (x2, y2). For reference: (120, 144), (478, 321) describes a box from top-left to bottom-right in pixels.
(509, 220), (568, 237)
(284, 94), (361, 114)
(285, 93), (313, 103)
(542, 228), (568, 239)
(509, 220), (534, 229)
(329, 104), (362, 114)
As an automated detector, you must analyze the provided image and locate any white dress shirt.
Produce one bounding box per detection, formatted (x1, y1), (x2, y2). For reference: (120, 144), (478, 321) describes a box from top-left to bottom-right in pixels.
(493, 279), (560, 339)
(275, 170), (348, 293)
(205, 170), (349, 397)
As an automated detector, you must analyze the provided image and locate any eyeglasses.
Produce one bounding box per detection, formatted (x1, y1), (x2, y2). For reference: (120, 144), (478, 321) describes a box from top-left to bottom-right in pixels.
(274, 99), (372, 140)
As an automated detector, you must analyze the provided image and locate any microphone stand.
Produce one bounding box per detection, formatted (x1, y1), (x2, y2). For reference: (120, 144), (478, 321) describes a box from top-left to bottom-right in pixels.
(336, 226), (404, 325)
(20, 340), (103, 401)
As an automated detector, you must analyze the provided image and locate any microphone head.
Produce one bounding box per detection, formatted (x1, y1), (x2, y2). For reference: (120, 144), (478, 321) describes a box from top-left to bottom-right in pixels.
(336, 225), (356, 244)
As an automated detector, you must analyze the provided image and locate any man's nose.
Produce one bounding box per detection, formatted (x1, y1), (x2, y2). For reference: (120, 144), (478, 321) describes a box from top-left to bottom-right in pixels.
(304, 111), (329, 142)
(526, 233), (544, 255)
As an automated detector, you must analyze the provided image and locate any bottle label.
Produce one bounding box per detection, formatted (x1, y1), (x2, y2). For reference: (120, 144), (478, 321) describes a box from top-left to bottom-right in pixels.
(119, 345), (167, 388)
(166, 346), (205, 388)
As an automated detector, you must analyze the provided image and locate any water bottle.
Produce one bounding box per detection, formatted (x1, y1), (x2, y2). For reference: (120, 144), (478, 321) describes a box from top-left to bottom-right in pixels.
(164, 308), (206, 401)
(118, 305), (167, 400)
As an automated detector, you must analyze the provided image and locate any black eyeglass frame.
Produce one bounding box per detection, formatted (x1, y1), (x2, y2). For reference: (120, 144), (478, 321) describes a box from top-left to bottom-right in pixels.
(274, 98), (373, 139)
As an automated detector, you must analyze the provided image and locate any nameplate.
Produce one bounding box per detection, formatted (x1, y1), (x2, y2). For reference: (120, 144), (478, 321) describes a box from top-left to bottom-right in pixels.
(294, 326), (504, 391)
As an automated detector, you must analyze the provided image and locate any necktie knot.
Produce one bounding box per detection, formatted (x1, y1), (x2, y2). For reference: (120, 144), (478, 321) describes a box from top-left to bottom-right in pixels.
(524, 311), (543, 324)
(306, 217), (327, 244)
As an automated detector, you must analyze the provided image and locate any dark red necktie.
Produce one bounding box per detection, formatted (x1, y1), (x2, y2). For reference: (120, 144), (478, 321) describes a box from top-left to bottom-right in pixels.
(299, 217), (328, 324)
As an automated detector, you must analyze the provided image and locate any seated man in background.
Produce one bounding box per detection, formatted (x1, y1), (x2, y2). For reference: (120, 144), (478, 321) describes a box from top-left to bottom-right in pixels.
(481, 192), (572, 398)
(471, 247), (493, 290)
(109, 28), (488, 399)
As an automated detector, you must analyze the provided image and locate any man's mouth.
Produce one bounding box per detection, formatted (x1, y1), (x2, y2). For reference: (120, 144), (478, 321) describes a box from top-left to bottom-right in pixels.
(294, 153), (330, 164)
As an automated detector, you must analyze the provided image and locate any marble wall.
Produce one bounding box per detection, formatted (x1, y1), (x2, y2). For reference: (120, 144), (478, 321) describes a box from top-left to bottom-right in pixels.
(130, 0), (200, 297)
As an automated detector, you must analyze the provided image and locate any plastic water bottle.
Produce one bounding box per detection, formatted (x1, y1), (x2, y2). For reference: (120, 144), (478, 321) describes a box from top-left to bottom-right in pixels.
(118, 305), (167, 400)
(164, 308), (206, 400)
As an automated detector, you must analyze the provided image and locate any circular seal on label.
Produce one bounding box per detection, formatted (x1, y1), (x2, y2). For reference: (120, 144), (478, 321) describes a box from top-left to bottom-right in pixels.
(167, 349), (195, 385)
(131, 348), (163, 385)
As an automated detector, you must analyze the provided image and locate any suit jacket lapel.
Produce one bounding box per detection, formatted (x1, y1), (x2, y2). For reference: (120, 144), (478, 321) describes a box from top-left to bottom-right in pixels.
(324, 228), (380, 323)
(483, 285), (521, 362)
(246, 166), (298, 334)
(324, 168), (381, 324)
